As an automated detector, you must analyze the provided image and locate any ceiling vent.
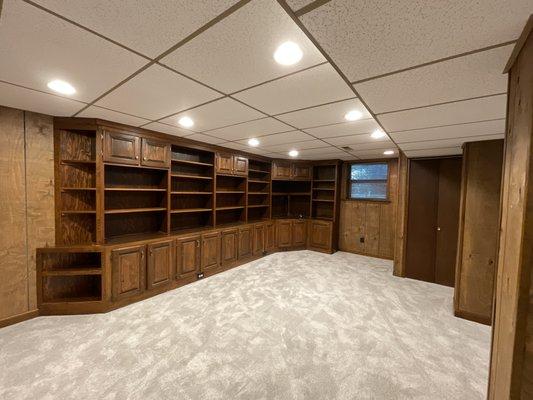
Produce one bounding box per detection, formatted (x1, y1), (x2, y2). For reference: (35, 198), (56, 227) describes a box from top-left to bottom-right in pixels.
(341, 146), (354, 151)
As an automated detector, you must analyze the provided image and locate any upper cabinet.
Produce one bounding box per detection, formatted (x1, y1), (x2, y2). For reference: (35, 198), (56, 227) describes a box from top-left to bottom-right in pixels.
(103, 130), (169, 168)
(215, 153), (248, 176)
(272, 161), (311, 180)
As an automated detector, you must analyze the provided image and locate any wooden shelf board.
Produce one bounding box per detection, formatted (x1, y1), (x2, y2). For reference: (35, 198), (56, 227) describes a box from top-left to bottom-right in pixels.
(105, 163), (169, 171)
(248, 169), (270, 174)
(171, 159), (213, 167)
(42, 296), (102, 304)
(248, 179), (270, 183)
(248, 192), (269, 195)
(216, 190), (245, 194)
(313, 179), (336, 182)
(43, 268), (101, 276)
(313, 188), (335, 191)
(312, 199), (335, 203)
(61, 187), (96, 191)
(171, 191), (212, 195)
(216, 173), (247, 179)
(60, 159), (96, 165)
(104, 207), (167, 214)
(61, 210), (96, 214)
(105, 187), (167, 192)
(171, 208), (212, 214)
(171, 174), (213, 180)
(216, 206), (245, 211)
(272, 192), (311, 196)
(247, 204), (269, 208)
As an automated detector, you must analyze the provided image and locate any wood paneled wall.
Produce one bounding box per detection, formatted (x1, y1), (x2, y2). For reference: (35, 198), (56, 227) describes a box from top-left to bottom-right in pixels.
(0, 106), (55, 327)
(488, 19), (533, 400)
(339, 159), (398, 259)
(454, 140), (504, 325)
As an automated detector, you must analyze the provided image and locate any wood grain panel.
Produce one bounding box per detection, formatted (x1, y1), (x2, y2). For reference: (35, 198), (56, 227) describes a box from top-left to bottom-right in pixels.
(394, 153), (409, 276)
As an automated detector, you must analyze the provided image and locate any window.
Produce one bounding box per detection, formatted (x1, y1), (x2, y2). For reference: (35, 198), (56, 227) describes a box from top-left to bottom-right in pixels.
(349, 162), (389, 200)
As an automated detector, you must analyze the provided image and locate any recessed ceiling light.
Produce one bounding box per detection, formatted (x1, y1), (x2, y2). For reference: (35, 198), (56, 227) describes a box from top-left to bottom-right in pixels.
(371, 129), (386, 139)
(383, 150), (395, 155)
(344, 110), (362, 121)
(47, 79), (76, 95)
(288, 150), (299, 157)
(178, 116), (194, 128)
(248, 138), (260, 147)
(274, 41), (303, 66)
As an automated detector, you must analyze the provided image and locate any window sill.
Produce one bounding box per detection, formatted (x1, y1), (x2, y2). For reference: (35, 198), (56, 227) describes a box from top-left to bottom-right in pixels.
(344, 198), (391, 204)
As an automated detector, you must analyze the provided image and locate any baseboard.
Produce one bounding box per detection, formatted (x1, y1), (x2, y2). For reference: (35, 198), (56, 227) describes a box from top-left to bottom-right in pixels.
(339, 248), (394, 261)
(0, 309), (39, 329)
(454, 309), (491, 326)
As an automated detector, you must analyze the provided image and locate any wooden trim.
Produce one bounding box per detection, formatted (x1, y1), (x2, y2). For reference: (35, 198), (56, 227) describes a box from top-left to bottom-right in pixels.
(454, 309), (492, 326)
(0, 309), (39, 329)
(503, 14), (533, 73)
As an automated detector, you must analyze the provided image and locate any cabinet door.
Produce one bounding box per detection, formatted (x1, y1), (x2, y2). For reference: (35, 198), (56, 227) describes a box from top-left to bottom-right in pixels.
(141, 138), (170, 168)
(292, 164), (312, 180)
(221, 228), (238, 266)
(103, 130), (140, 165)
(216, 153), (234, 174)
(308, 220), (332, 251)
(253, 223), (265, 256)
(238, 225), (253, 259)
(147, 240), (173, 290)
(201, 231), (220, 272)
(265, 221), (276, 251)
(272, 161), (291, 179)
(176, 235), (201, 279)
(112, 245), (146, 300)
(277, 220), (292, 248)
(292, 219), (307, 247)
(233, 156), (248, 176)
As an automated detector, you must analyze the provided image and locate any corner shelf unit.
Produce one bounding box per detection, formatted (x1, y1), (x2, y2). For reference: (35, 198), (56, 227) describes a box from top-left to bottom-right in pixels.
(311, 164), (340, 221)
(247, 159), (272, 222)
(272, 180), (312, 219)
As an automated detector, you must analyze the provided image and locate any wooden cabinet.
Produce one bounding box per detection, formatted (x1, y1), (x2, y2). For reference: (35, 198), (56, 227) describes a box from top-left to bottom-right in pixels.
(146, 240), (173, 290)
(112, 245), (146, 300)
(272, 161), (291, 179)
(175, 235), (201, 279)
(253, 223), (265, 256)
(216, 153), (248, 175)
(104, 130), (140, 165)
(292, 164), (312, 180)
(265, 221), (276, 251)
(221, 228), (238, 266)
(292, 219), (307, 247)
(277, 219), (292, 248)
(308, 220), (332, 252)
(201, 231), (220, 273)
(238, 225), (253, 259)
(141, 138), (170, 168)
(272, 161), (311, 180)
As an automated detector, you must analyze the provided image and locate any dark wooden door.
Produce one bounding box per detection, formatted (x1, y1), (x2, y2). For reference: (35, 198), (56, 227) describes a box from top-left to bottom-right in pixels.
(141, 138), (170, 168)
(112, 245), (146, 300)
(272, 161), (291, 179)
(216, 153), (234, 174)
(201, 231), (220, 272)
(233, 156), (248, 176)
(253, 223), (265, 256)
(221, 228), (238, 266)
(265, 221), (276, 251)
(146, 240), (173, 290)
(277, 219), (292, 248)
(175, 235), (201, 279)
(308, 220), (332, 251)
(292, 219), (307, 246)
(238, 225), (253, 259)
(103, 130), (140, 165)
(292, 164), (312, 180)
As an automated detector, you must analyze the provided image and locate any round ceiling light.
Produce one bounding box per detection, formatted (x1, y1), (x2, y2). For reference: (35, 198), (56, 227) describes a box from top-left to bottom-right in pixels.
(383, 150), (395, 155)
(371, 129), (386, 139)
(248, 138), (260, 147)
(344, 110), (363, 121)
(274, 41), (303, 66)
(47, 79), (76, 95)
(288, 150), (299, 157)
(178, 116), (194, 128)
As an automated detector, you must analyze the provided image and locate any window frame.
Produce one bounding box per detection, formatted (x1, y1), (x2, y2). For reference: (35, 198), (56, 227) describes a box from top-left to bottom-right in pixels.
(347, 161), (390, 202)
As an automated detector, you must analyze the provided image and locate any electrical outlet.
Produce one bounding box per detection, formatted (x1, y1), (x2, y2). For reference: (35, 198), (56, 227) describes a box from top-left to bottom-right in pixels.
(197, 273), (204, 279)
(360, 237), (365, 243)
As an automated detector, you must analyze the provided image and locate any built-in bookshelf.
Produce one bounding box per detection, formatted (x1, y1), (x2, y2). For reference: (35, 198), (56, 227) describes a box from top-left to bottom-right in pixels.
(272, 180), (312, 218)
(312, 164), (337, 220)
(247, 159), (271, 222)
(216, 174), (246, 226)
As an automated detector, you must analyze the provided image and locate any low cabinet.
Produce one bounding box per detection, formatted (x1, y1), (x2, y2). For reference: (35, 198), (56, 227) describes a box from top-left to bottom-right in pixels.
(146, 240), (173, 290)
(221, 228), (238, 266)
(238, 225), (253, 259)
(111, 245), (146, 301)
(308, 220), (333, 253)
(253, 223), (265, 256)
(201, 231), (221, 273)
(176, 235), (201, 279)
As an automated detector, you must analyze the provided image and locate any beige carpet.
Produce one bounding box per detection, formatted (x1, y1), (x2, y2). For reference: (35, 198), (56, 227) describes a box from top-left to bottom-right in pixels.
(0, 251), (490, 399)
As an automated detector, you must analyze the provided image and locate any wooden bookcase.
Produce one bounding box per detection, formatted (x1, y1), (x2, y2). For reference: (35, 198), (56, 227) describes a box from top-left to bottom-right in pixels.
(247, 159), (271, 222)
(312, 164), (338, 221)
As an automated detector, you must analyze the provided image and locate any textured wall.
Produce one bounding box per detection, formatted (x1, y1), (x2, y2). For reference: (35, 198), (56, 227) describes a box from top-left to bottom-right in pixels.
(0, 106), (55, 323)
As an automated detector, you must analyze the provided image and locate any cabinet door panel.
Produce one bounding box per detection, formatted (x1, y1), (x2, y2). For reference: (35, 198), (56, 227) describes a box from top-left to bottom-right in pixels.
(201, 231), (220, 272)
(239, 226), (253, 259)
(253, 224), (265, 256)
(216, 153), (234, 174)
(141, 138), (170, 168)
(308, 220), (332, 251)
(104, 131), (140, 165)
(272, 161), (291, 179)
(233, 156), (248, 176)
(221, 229), (238, 266)
(112, 245), (146, 300)
(147, 240), (173, 290)
(292, 220), (307, 247)
(277, 220), (292, 248)
(265, 221), (276, 251)
(292, 164), (311, 180)
(176, 235), (201, 279)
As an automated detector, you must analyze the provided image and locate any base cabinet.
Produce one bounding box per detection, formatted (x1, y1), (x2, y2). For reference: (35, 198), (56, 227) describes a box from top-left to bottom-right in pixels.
(112, 245), (146, 301)
(265, 221), (276, 251)
(176, 235), (201, 279)
(253, 224), (265, 256)
(147, 240), (173, 290)
(221, 228), (238, 266)
(277, 220), (292, 248)
(201, 231), (220, 273)
(308, 220), (333, 252)
(292, 220), (307, 247)
(238, 226), (253, 259)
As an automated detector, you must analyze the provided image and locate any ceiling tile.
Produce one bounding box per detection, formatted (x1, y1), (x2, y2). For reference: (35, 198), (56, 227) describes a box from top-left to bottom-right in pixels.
(143, 122), (193, 137)
(207, 117), (293, 141)
(233, 63), (354, 115)
(403, 147), (463, 158)
(299, 0), (532, 81)
(378, 94), (507, 132)
(324, 133), (391, 146)
(286, 0), (316, 11)
(160, 97), (264, 131)
(264, 140), (329, 153)
(183, 133), (226, 145)
(355, 45), (512, 113)
(236, 130), (315, 147)
(390, 119), (505, 143)
(77, 106), (150, 126)
(351, 149), (398, 159)
(333, 140), (395, 152)
(32, 0), (239, 58)
(0, 0), (147, 103)
(0, 82), (84, 116)
(296, 146), (346, 157)
(276, 98), (371, 128)
(304, 119), (381, 138)
(161, 0), (325, 93)
(95, 64), (221, 120)
(399, 134), (504, 150)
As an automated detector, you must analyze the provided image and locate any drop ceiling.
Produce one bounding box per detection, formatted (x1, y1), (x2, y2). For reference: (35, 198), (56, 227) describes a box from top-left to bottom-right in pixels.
(0, 0), (531, 159)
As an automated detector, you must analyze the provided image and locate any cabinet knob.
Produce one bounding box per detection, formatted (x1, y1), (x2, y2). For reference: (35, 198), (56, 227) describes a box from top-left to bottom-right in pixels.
(143, 157), (147, 161)
(135, 155), (139, 160)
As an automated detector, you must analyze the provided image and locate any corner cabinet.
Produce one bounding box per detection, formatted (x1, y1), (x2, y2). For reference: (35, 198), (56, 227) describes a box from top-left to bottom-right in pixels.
(141, 138), (170, 168)
(111, 245), (146, 301)
(103, 130), (169, 167)
(272, 161), (311, 180)
(308, 220), (333, 253)
(216, 153), (248, 176)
